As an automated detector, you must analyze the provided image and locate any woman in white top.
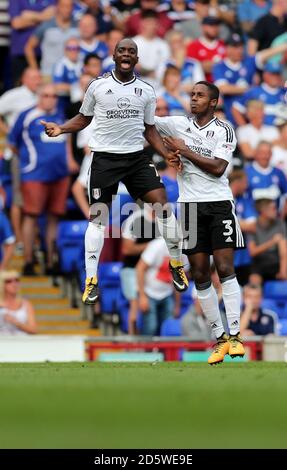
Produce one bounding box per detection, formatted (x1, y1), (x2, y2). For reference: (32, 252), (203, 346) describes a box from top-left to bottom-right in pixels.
(0, 270), (37, 335)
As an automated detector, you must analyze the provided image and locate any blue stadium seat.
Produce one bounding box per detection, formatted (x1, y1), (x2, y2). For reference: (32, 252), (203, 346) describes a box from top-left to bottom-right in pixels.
(278, 319), (287, 336)
(98, 262), (123, 313)
(56, 220), (88, 273)
(261, 298), (285, 318)
(264, 281), (287, 301)
(160, 317), (182, 336)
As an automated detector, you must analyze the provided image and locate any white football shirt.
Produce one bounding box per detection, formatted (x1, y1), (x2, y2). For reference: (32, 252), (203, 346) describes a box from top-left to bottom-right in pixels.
(79, 71), (156, 153)
(155, 115), (236, 202)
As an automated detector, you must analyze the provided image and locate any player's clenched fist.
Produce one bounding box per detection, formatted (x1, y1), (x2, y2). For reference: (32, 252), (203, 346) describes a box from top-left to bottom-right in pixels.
(40, 120), (62, 137)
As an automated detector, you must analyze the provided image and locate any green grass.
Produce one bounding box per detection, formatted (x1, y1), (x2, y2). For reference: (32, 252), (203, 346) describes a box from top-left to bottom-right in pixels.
(0, 362), (287, 449)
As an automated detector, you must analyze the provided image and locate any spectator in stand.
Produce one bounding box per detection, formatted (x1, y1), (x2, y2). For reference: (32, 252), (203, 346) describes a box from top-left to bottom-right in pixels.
(84, 0), (116, 36)
(137, 237), (180, 336)
(161, 65), (190, 116)
(240, 283), (278, 336)
(248, 199), (287, 282)
(213, 34), (287, 126)
(236, 101), (280, 161)
(82, 53), (102, 79)
(133, 10), (170, 85)
(0, 68), (42, 135)
(0, 270), (37, 335)
(52, 37), (82, 115)
(121, 207), (158, 334)
(125, 0), (173, 38)
(0, 210), (16, 271)
(159, 0), (195, 23)
(8, 84), (72, 276)
(186, 16), (225, 82)
(111, 0), (140, 30)
(68, 73), (93, 164)
(0, 67), (42, 251)
(271, 122), (287, 177)
(237, 0), (271, 35)
(162, 30), (204, 94)
(247, 0), (287, 55)
(78, 13), (108, 62)
(9, 0), (55, 84)
(102, 29), (124, 73)
(24, 0), (79, 79)
(175, 0), (209, 39)
(232, 63), (287, 127)
(246, 141), (287, 216)
(229, 170), (257, 286)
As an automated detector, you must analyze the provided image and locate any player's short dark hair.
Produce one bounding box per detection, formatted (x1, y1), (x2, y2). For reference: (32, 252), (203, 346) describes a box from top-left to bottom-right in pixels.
(84, 53), (102, 66)
(195, 81), (220, 101)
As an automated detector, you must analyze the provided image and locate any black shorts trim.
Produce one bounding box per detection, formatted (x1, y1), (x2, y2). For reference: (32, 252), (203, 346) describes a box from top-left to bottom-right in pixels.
(88, 151), (164, 204)
(180, 201), (245, 255)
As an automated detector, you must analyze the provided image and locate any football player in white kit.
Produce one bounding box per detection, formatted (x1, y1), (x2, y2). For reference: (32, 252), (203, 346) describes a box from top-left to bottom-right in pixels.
(155, 81), (245, 364)
(41, 38), (188, 304)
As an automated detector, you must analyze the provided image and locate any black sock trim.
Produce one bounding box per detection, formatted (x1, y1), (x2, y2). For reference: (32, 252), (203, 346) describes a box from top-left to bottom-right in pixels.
(220, 273), (236, 284)
(195, 280), (212, 290)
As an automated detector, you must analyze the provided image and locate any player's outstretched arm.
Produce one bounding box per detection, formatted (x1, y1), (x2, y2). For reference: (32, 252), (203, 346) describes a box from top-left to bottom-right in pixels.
(41, 113), (93, 137)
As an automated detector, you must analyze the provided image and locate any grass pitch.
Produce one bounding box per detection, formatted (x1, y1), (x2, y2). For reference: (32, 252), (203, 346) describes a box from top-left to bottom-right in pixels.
(0, 362), (287, 449)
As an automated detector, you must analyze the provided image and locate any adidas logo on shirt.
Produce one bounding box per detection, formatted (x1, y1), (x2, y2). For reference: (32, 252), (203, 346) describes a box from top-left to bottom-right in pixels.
(105, 89), (113, 94)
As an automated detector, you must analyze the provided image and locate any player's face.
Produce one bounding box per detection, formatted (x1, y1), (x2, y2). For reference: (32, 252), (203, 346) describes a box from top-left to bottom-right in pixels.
(190, 84), (215, 115)
(113, 40), (138, 74)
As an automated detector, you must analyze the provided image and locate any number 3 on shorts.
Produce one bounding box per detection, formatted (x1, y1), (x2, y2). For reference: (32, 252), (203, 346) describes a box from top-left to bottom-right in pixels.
(222, 219), (233, 236)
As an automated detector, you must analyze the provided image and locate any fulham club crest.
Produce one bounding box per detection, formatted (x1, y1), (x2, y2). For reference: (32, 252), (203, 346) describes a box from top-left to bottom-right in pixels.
(134, 87), (142, 97)
(206, 131), (214, 138)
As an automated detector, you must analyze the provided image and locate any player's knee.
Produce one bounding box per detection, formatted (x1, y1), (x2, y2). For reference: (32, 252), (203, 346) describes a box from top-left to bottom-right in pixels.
(216, 262), (234, 280)
(89, 202), (109, 225)
(192, 270), (210, 286)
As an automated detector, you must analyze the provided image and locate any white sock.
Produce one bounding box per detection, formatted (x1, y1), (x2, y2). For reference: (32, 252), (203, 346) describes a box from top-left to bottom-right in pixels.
(196, 284), (225, 339)
(156, 212), (181, 261)
(221, 276), (241, 335)
(85, 222), (105, 278)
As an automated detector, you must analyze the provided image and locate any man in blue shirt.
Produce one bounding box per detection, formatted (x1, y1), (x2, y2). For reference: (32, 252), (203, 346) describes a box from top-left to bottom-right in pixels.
(8, 83), (70, 276)
(246, 141), (287, 216)
(232, 62), (287, 126)
(215, 34), (287, 125)
(241, 283), (277, 336)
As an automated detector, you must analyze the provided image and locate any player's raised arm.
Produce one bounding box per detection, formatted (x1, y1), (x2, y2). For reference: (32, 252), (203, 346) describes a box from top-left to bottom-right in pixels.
(41, 113), (93, 137)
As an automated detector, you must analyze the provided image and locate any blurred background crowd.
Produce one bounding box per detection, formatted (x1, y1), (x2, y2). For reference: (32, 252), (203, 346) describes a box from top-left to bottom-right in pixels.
(0, 0), (287, 338)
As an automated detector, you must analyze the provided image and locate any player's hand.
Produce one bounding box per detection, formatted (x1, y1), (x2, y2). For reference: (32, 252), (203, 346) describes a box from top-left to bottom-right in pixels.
(40, 120), (62, 137)
(163, 136), (187, 154)
(166, 150), (183, 172)
(272, 233), (283, 245)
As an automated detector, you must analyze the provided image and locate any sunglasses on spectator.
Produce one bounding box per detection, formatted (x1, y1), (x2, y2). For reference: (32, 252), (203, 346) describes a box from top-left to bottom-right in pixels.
(66, 45), (80, 51)
(156, 106), (168, 111)
(5, 278), (20, 283)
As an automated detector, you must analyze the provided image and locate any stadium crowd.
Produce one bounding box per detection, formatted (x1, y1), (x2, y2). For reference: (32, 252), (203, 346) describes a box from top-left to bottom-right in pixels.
(0, 0), (287, 337)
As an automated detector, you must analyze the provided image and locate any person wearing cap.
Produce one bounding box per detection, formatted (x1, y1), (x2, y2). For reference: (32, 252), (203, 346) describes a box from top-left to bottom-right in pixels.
(214, 33), (287, 125)
(186, 16), (225, 82)
(232, 60), (287, 127)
